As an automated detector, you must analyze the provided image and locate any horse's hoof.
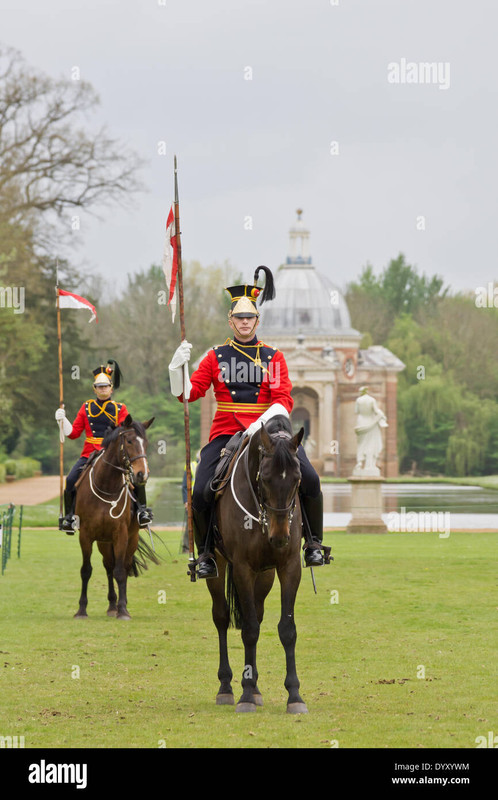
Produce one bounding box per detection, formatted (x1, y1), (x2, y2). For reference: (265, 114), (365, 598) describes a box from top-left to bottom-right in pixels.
(236, 702), (257, 713)
(216, 693), (235, 705)
(107, 609), (118, 617)
(287, 702), (308, 714)
(117, 613), (131, 621)
(73, 612), (88, 619)
(253, 693), (264, 706)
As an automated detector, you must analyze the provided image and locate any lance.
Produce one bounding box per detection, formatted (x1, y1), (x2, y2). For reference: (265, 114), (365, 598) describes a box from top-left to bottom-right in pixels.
(55, 274), (65, 529)
(173, 156), (196, 581)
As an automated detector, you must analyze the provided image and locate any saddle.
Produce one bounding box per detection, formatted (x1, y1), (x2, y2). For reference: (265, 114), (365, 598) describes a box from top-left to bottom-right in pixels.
(74, 450), (101, 489)
(208, 431), (249, 500)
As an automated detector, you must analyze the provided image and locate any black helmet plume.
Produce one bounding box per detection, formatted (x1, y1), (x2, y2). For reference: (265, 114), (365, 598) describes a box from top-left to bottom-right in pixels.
(106, 359), (122, 390)
(253, 266), (275, 305)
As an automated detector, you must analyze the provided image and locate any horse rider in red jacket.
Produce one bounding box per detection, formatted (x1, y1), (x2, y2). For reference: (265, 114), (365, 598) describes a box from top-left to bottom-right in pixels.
(55, 360), (153, 534)
(168, 266), (325, 578)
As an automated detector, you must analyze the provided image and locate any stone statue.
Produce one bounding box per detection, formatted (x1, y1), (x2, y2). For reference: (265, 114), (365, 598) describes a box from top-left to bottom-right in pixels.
(353, 386), (388, 476)
(304, 436), (316, 458)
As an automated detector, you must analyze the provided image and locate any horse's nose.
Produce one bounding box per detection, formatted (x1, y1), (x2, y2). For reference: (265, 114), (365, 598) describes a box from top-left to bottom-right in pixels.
(134, 470), (146, 485)
(269, 530), (290, 549)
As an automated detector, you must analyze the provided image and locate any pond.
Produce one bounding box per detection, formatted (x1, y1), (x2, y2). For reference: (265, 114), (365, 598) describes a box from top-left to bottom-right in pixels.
(151, 480), (498, 530)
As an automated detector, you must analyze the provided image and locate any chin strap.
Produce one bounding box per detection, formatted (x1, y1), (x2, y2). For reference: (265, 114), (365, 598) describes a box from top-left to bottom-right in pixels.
(230, 315), (259, 341)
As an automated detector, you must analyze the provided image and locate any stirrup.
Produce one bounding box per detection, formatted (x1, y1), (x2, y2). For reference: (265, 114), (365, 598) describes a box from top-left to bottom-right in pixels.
(196, 553), (218, 579)
(303, 541), (332, 567)
(137, 505), (154, 528)
(60, 515), (77, 535)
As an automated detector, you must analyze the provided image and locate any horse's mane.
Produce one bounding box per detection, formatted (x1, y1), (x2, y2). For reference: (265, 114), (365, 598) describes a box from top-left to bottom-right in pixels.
(102, 420), (148, 449)
(262, 415), (297, 472)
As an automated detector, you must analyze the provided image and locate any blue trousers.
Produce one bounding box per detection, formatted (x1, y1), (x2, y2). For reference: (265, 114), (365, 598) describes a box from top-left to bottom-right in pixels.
(66, 456), (88, 492)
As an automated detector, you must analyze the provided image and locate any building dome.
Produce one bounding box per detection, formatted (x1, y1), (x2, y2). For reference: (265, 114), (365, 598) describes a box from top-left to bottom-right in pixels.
(259, 211), (359, 337)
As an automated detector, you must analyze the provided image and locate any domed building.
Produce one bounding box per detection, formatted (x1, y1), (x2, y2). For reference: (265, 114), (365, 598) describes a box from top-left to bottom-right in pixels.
(200, 211), (405, 477)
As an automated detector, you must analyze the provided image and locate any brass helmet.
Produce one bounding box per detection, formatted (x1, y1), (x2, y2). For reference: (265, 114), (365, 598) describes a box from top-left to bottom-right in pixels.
(92, 359), (122, 389)
(226, 266), (275, 319)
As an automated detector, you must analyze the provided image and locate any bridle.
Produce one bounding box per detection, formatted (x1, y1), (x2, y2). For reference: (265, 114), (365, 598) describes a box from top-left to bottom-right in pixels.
(88, 429), (149, 519)
(100, 429), (149, 485)
(231, 430), (300, 535)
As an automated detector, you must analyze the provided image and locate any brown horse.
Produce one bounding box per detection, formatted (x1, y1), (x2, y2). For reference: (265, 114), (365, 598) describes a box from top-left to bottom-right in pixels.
(73, 415), (156, 620)
(206, 414), (309, 713)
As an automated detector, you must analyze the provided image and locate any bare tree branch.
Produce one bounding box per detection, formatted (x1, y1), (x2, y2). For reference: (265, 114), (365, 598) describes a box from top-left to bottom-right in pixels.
(0, 44), (145, 244)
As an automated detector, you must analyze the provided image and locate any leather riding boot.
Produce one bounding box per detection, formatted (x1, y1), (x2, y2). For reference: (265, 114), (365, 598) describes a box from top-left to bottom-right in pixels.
(192, 507), (217, 578)
(301, 491), (325, 567)
(134, 483), (154, 528)
(60, 489), (77, 534)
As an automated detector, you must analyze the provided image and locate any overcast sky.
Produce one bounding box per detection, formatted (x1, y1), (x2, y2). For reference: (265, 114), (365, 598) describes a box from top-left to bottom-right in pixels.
(2, 0), (496, 297)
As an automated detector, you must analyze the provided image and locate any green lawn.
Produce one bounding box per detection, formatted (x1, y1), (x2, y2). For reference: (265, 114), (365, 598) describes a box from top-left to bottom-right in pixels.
(1, 526), (496, 750)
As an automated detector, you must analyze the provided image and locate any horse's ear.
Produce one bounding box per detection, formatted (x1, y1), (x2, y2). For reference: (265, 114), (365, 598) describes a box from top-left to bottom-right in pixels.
(260, 422), (272, 451)
(123, 414), (133, 428)
(292, 427), (304, 450)
(143, 417), (155, 429)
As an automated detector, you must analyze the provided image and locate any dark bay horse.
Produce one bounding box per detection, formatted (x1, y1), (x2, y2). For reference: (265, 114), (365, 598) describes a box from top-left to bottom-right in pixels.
(206, 415), (308, 713)
(73, 415), (157, 620)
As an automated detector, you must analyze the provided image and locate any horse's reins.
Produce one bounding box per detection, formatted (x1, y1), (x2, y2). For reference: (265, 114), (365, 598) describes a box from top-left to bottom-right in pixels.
(88, 431), (149, 519)
(230, 430), (300, 534)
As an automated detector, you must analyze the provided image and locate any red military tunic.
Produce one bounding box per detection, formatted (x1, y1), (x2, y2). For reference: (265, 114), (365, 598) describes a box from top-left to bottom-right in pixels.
(68, 398), (129, 457)
(179, 336), (294, 441)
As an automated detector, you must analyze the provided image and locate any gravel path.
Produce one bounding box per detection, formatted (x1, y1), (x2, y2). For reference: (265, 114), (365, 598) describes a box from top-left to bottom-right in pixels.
(0, 476), (60, 506)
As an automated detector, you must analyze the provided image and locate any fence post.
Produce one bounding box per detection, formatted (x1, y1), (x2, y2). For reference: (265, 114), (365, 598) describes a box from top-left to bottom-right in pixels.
(1, 503), (19, 575)
(17, 504), (23, 559)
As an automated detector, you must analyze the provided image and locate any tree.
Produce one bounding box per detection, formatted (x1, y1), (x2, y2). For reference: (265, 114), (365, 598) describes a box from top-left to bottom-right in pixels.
(346, 253), (447, 342)
(0, 44), (143, 467)
(0, 44), (143, 250)
(78, 260), (239, 476)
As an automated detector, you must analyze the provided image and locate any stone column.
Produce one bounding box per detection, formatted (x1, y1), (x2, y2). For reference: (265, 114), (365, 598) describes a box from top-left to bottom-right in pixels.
(347, 476), (387, 533)
(322, 381), (335, 474)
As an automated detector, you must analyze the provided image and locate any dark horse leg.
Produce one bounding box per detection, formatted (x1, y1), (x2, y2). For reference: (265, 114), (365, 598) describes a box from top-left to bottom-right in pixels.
(74, 532), (92, 619)
(234, 565), (275, 713)
(207, 555), (234, 705)
(252, 570), (275, 706)
(277, 561), (308, 714)
(98, 542), (118, 617)
(111, 526), (135, 620)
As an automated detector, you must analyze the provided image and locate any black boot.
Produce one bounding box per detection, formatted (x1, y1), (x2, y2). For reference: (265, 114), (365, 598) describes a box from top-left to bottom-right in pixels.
(60, 489), (78, 534)
(134, 483), (154, 528)
(193, 507), (217, 578)
(301, 491), (326, 567)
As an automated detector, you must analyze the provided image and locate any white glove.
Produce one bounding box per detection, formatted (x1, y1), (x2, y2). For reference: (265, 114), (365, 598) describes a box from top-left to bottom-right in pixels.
(169, 340), (192, 399)
(245, 403), (290, 438)
(55, 408), (73, 437)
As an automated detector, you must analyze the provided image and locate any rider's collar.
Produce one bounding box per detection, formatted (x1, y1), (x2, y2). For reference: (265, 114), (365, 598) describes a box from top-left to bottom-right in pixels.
(91, 396), (113, 407)
(232, 335), (259, 347)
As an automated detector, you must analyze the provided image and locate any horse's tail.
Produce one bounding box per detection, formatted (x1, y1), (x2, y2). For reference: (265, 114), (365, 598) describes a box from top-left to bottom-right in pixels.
(128, 531), (163, 577)
(226, 562), (243, 630)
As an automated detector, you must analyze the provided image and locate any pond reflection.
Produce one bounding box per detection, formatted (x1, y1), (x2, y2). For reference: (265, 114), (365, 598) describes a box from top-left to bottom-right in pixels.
(151, 480), (498, 530)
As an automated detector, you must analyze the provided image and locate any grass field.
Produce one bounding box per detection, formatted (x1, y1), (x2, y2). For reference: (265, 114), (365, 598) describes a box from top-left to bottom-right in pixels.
(1, 525), (497, 751)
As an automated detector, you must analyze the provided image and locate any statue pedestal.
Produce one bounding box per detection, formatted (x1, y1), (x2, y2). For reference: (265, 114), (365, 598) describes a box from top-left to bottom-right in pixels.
(347, 475), (387, 533)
